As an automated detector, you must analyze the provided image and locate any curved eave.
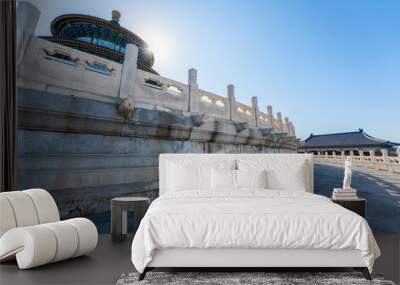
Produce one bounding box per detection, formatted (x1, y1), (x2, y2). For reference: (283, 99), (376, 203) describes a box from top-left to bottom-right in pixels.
(361, 130), (399, 145)
(40, 37), (159, 75)
(50, 14), (149, 49)
(301, 143), (398, 149)
(303, 129), (399, 149)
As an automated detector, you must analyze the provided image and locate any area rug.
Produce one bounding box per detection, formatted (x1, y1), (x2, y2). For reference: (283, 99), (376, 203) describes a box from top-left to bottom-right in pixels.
(116, 271), (395, 285)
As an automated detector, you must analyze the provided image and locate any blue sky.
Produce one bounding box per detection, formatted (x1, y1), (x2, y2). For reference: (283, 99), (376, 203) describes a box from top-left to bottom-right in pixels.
(25, 0), (400, 142)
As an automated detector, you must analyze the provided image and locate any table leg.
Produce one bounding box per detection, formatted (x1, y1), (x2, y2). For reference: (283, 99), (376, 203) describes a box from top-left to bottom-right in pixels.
(134, 201), (149, 230)
(111, 201), (124, 241)
(122, 210), (127, 236)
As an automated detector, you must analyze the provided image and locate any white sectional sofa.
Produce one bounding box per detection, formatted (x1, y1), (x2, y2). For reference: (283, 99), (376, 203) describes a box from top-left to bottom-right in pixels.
(0, 188), (98, 269)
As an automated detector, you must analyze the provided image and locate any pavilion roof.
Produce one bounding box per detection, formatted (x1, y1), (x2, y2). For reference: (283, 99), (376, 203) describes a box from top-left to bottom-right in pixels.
(302, 129), (399, 149)
(50, 14), (149, 49)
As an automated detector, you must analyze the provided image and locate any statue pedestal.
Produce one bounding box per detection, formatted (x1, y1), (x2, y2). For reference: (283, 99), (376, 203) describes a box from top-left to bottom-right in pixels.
(334, 188), (357, 192)
(332, 188), (358, 200)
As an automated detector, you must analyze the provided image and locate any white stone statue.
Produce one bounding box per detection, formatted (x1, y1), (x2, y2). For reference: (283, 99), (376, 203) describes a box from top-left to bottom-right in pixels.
(343, 157), (352, 190)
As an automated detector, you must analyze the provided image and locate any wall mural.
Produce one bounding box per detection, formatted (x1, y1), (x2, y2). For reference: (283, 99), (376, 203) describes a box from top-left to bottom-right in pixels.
(16, 1), (399, 235)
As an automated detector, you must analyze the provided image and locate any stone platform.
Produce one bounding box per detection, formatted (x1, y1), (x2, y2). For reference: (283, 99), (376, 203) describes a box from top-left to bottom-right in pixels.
(18, 87), (298, 222)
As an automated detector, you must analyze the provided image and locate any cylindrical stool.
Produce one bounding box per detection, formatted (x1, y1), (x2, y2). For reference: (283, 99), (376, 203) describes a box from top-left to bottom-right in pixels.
(111, 197), (150, 242)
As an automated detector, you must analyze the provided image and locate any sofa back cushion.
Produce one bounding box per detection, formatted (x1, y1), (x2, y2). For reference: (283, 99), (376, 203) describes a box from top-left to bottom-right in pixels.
(236, 169), (268, 189)
(167, 163), (212, 191)
(0, 189), (60, 238)
(238, 159), (307, 191)
(159, 154), (313, 195)
(211, 168), (237, 191)
(165, 158), (236, 193)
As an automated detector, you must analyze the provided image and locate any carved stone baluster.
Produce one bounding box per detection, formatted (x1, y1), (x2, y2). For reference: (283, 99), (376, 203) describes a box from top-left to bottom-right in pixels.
(227, 84), (236, 121)
(118, 44), (138, 117)
(188, 68), (199, 113)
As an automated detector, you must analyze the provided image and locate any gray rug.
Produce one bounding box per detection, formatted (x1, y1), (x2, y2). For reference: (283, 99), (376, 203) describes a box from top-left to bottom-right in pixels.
(116, 271), (395, 285)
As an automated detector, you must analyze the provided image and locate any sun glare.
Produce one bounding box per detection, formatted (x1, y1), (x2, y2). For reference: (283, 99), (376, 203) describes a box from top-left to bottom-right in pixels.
(143, 32), (172, 68)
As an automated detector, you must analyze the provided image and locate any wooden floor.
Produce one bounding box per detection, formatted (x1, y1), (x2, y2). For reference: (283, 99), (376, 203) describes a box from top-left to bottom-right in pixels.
(1, 234), (399, 285)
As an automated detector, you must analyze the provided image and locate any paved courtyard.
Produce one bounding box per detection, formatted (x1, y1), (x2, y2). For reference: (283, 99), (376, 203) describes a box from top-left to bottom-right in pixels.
(314, 163), (400, 233)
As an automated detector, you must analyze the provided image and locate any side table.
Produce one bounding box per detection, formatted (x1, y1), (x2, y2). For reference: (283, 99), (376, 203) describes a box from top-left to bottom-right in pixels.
(111, 197), (150, 241)
(332, 198), (366, 218)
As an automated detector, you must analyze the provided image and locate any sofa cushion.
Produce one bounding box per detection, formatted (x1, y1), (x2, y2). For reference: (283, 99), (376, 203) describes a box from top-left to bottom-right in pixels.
(42, 221), (79, 262)
(24, 189), (60, 224)
(0, 226), (57, 269)
(238, 159), (306, 191)
(211, 168), (237, 191)
(1, 192), (39, 228)
(0, 196), (17, 237)
(166, 159), (236, 192)
(0, 189), (60, 238)
(159, 154), (313, 195)
(65, 218), (98, 257)
(236, 169), (267, 189)
(167, 162), (211, 191)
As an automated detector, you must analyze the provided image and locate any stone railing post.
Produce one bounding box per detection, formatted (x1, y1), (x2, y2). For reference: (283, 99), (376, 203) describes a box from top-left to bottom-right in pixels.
(369, 152), (374, 162)
(227, 84), (236, 121)
(289, 122), (296, 137)
(267, 105), (274, 130)
(118, 44), (138, 116)
(188, 68), (199, 112)
(359, 150), (364, 167)
(284, 117), (290, 134)
(276, 112), (284, 133)
(251, 96), (259, 127)
(16, 1), (40, 68)
(369, 149), (375, 158)
(381, 148), (388, 170)
(119, 44), (138, 100)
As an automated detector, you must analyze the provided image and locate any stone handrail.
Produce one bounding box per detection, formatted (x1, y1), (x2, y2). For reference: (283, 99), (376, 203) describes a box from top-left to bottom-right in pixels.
(314, 154), (400, 173)
(235, 101), (256, 126)
(274, 119), (281, 131)
(17, 37), (123, 100)
(17, 31), (297, 136)
(258, 113), (271, 127)
(137, 67), (294, 134)
(197, 89), (230, 120)
(135, 70), (189, 112)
